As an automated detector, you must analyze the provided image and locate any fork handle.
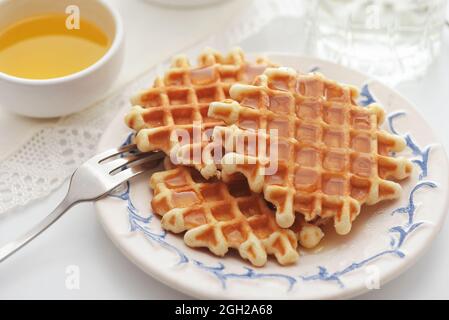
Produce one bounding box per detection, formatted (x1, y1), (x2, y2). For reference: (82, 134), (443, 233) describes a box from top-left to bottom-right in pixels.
(0, 197), (76, 263)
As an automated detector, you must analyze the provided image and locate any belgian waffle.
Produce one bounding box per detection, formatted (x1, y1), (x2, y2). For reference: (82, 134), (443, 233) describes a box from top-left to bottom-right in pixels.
(125, 48), (274, 179)
(208, 67), (413, 235)
(150, 162), (303, 266)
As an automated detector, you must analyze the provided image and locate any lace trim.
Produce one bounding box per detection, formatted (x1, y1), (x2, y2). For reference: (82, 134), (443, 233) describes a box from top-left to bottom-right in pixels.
(0, 0), (303, 214)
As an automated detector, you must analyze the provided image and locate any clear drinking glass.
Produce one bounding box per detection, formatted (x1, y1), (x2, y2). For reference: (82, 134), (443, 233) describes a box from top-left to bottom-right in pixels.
(305, 0), (447, 84)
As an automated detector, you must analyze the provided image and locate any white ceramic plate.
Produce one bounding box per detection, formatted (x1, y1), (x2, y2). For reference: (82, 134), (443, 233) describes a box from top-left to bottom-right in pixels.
(95, 54), (449, 299)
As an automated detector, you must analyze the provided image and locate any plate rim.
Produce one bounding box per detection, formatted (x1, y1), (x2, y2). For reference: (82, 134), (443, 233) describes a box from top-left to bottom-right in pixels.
(95, 53), (449, 300)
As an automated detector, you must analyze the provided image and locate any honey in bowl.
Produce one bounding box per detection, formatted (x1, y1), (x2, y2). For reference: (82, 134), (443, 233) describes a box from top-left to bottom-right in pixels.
(0, 14), (111, 80)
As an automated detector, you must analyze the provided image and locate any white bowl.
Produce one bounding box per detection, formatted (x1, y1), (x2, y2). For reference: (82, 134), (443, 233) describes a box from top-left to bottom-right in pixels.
(0, 0), (124, 118)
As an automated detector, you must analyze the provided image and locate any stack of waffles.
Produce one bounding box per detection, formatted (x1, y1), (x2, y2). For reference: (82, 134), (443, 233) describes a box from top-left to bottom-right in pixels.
(125, 48), (413, 267)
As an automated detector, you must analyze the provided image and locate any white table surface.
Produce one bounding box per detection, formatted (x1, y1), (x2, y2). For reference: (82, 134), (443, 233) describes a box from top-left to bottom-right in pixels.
(1, 0), (448, 300)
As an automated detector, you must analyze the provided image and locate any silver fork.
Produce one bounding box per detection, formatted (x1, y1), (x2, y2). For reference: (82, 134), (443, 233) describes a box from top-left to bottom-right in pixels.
(0, 144), (164, 263)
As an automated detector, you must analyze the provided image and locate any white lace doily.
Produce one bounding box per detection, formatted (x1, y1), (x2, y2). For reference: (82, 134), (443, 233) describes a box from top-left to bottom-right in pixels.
(0, 0), (304, 214)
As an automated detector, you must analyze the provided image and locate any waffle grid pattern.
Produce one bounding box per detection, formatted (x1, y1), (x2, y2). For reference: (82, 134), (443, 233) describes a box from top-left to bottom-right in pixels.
(125, 48), (273, 178)
(150, 164), (300, 267)
(208, 67), (413, 234)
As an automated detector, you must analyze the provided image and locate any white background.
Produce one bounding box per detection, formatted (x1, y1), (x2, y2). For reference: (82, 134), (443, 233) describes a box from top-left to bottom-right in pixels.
(0, 0), (448, 299)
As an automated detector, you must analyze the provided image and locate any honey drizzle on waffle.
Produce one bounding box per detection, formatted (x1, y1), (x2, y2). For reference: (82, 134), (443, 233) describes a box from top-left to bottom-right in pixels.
(125, 48), (273, 178)
(150, 161), (302, 267)
(208, 67), (413, 235)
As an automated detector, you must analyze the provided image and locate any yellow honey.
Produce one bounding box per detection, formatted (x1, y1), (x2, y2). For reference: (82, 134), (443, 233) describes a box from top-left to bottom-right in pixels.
(0, 14), (110, 79)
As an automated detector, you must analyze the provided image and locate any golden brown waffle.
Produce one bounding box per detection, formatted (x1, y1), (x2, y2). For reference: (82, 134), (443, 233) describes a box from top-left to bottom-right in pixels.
(125, 48), (274, 179)
(208, 67), (413, 235)
(150, 161), (308, 267)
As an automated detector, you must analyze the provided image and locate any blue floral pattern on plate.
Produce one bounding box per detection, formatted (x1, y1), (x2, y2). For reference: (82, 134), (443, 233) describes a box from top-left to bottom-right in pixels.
(110, 83), (436, 292)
